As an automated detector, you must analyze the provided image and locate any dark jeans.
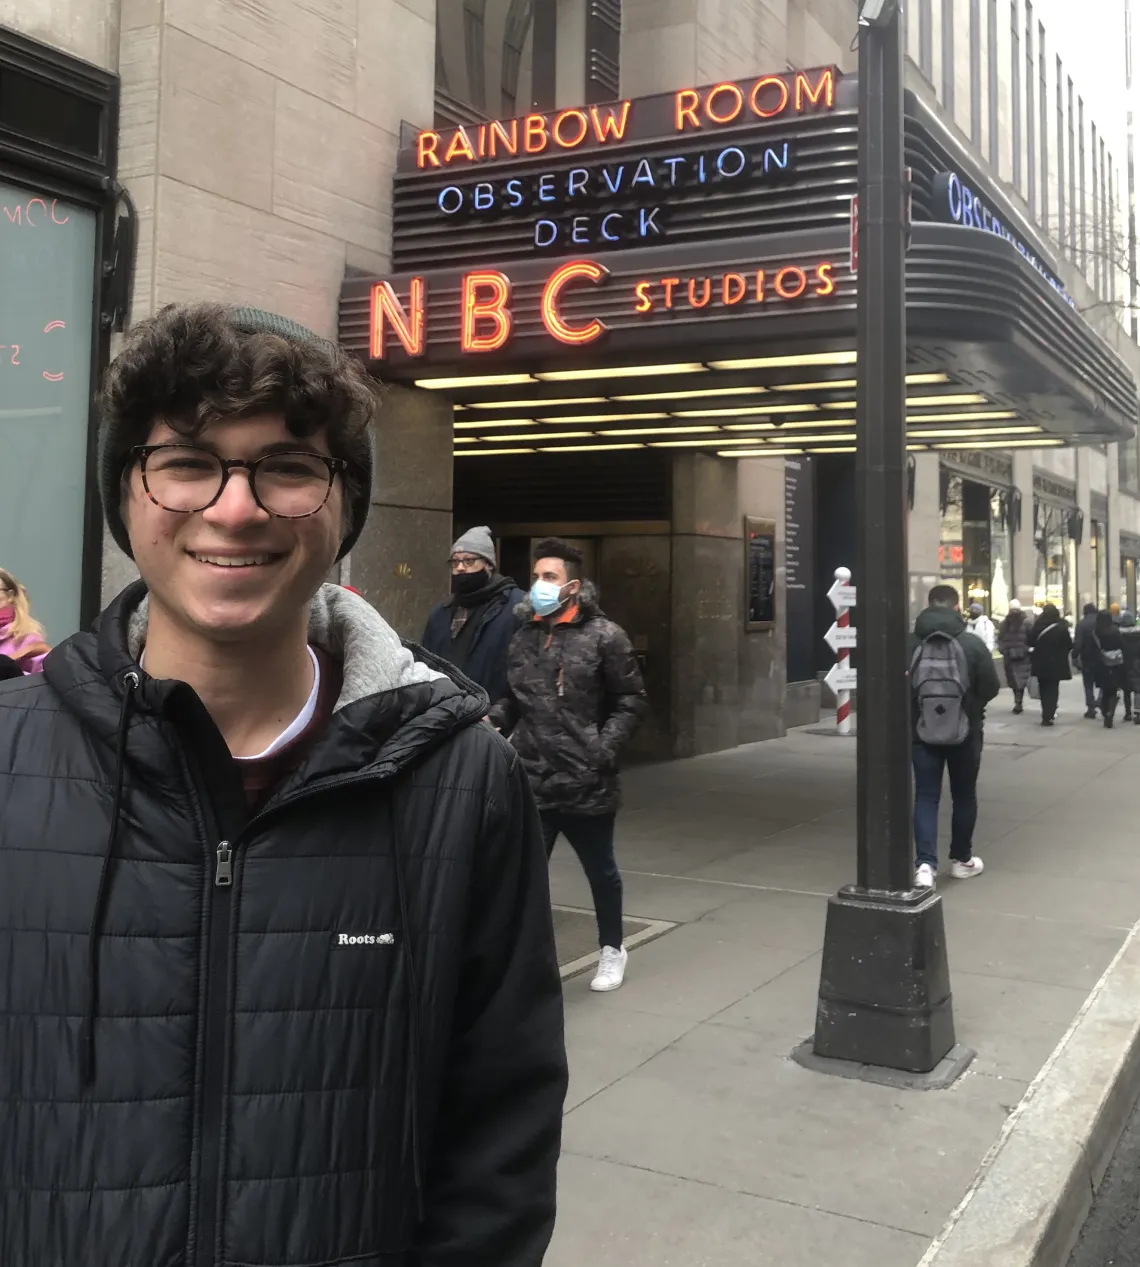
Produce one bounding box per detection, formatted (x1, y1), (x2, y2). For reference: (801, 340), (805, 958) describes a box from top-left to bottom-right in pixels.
(1039, 678), (1061, 722)
(541, 811), (623, 950)
(912, 736), (982, 870)
(1082, 669), (1098, 713)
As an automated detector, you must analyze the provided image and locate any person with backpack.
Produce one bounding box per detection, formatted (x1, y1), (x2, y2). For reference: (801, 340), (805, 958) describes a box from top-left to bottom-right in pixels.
(909, 584), (1001, 889)
(997, 600), (1032, 713)
(1089, 609), (1127, 727)
(1028, 603), (1074, 726)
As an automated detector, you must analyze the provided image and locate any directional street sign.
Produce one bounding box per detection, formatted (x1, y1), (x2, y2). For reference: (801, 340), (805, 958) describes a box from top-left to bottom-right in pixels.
(824, 622), (858, 652)
(827, 581), (857, 611)
(825, 663), (858, 693)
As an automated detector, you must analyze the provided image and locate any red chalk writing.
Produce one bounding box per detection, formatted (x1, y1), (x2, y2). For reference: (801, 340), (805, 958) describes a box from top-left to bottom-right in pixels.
(1, 198), (70, 227)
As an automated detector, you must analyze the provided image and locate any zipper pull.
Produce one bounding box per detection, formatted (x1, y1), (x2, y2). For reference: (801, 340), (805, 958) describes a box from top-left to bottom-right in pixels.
(215, 841), (233, 887)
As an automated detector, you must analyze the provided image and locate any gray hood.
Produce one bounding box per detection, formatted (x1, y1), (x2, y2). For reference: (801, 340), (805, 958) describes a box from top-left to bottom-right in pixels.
(128, 583), (445, 712)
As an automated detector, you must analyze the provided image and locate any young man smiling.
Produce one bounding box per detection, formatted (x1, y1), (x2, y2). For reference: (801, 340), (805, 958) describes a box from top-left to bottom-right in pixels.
(0, 304), (567, 1267)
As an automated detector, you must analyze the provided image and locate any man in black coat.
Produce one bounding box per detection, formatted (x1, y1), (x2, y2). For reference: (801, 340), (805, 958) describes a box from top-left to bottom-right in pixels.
(421, 525), (525, 705)
(492, 538), (647, 994)
(0, 303), (567, 1267)
(1072, 602), (1100, 718)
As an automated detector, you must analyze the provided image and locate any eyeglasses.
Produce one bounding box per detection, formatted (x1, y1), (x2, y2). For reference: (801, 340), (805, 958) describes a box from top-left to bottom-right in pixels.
(132, 444), (347, 518)
(450, 555), (488, 573)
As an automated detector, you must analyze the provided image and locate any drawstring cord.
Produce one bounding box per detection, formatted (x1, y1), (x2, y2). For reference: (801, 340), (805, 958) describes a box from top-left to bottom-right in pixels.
(390, 800), (425, 1224)
(82, 669), (139, 1085)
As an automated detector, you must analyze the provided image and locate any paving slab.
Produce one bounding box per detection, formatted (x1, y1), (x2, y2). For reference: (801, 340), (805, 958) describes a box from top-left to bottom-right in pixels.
(547, 1153), (929, 1267)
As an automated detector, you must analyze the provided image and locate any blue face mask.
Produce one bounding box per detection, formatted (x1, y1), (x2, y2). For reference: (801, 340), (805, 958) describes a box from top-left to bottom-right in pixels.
(530, 579), (565, 617)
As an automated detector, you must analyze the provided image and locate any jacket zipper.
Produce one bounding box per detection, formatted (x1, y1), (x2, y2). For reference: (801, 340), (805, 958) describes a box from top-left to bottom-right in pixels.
(196, 836), (235, 1267)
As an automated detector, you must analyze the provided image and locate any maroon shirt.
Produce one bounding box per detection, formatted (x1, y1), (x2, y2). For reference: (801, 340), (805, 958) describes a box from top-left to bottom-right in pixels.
(238, 648), (343, 812)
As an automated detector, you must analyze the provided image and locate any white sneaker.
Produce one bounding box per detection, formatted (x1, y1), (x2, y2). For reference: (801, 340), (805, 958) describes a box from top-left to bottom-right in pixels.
(915, 863), (936, 889)
(951, 856), (985, 880)
(590, 945), (628, 992)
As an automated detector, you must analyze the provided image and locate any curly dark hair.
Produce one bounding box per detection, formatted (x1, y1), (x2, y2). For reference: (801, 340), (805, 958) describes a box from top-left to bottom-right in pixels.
(533, 537), (584, 579)
(98, 303), (377, 560)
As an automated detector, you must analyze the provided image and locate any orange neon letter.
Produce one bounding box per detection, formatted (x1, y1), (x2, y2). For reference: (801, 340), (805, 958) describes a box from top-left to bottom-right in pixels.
(813, 261), (836, 296)
(774, 266), (808, 299)
(633, 281), (654, 314)
(688, 277), (712, 308)
(370, 278), (425, 359)
(749, 76), (790, 119)
(674, 89), (701, 132)
(444, 127), (476, 164)
(795, 67), (835, 112)
(461, 271), (512, 353)
(589, 101), (632, 142)
(489, 119), (519, 157)
(705, 82), (744, 125)
(554, 108), (590, 148)
(417, 131), (441, 168)
(541, 260), (610, 345)
(755, 270), (766, 302)
(661, 276), (681, 308)
(722, 273), (747, 305)
(524, 113), (549, 153)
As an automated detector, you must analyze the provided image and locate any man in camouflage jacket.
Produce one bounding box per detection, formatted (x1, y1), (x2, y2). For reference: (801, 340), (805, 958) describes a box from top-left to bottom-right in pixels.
(491, 538), (646, 992)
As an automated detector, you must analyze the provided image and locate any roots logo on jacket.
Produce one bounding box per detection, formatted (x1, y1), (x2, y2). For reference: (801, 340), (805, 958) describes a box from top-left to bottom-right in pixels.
(334, 932), (395, 946)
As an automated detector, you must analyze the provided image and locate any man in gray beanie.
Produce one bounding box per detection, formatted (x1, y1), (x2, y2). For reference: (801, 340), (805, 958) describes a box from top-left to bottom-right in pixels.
(421, 524), (526, 704)
(0, 302), (567, 1267)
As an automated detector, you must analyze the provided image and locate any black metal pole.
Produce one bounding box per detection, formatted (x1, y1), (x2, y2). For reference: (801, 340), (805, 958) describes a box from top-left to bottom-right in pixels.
(855, 4), (913, 894)
(805, 2), (962, 1079)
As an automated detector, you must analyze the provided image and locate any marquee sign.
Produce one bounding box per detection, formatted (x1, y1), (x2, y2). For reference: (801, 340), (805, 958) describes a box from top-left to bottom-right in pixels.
(931, 170), (1074, 307)
(391, 67), (842, 266)
(369, 254), (839, 359)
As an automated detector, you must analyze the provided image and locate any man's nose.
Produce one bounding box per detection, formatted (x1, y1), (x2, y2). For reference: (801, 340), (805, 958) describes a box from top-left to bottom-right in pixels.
(202, 468), (271, 528)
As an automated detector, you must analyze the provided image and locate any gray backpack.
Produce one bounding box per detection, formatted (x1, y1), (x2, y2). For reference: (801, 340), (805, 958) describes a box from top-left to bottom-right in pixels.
(910, 631), (970, 745)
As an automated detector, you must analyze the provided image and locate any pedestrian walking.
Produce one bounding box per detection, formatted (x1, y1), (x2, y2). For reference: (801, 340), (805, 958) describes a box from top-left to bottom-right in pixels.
(1090, 609), (1128, 727)
(1028, 602), (1074, 725)
(421, 525), (525, 704)
(0, 567), (50, 673)
(997, 599), (1032, 713)
(1072, 602), (1101, 718)
(967, 602), (996, 652)
(909, 584), (1001, 889)
(1122, 615), (1140, 725)
(492, 537), (647, 993)
(0, 303), (567, 1267)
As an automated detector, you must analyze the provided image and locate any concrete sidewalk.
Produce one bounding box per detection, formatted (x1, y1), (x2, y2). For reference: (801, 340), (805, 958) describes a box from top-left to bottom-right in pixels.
(545, 680), (1140, 1267)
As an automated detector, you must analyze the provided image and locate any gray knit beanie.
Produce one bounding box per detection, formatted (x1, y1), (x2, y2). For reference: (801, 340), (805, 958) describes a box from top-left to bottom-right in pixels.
(98, 304), (374, 562)
(451, 525), (496, 566)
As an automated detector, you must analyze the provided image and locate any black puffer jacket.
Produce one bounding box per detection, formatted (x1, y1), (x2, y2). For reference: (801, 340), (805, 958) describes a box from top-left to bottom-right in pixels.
(490, 583), (647, 815)
(1028, 611), (1074, 681)
(0, 582), (567, 1267)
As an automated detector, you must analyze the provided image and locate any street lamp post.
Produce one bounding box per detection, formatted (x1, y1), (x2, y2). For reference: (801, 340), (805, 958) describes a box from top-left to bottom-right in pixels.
(809, 0), (958, 1076)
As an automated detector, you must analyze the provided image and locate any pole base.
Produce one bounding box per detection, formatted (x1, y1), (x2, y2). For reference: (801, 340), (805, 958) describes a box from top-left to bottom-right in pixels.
(812, 884), (956, 1074)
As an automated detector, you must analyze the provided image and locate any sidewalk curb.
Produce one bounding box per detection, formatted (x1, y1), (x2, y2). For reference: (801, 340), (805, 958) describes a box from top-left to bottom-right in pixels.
(917, 918), (1140, 1267)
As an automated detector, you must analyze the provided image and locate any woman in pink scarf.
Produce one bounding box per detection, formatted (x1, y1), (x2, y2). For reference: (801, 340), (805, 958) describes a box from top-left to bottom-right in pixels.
(0, 569), (50, 674)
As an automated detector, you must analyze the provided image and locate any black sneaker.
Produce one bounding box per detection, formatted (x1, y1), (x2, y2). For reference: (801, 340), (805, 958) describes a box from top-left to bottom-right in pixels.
(1084, 709), (1098, 719)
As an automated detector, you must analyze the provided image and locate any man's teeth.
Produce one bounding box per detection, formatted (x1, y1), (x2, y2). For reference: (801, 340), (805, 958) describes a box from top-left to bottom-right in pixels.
(192, 553), (273, 567)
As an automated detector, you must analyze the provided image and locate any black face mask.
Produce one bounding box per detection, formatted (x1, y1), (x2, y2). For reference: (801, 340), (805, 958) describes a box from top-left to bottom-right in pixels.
(451, 570), (490, 597)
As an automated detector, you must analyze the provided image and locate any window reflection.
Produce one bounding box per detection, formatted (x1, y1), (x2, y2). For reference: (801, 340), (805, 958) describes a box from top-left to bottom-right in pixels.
(436, 0), (542, 123)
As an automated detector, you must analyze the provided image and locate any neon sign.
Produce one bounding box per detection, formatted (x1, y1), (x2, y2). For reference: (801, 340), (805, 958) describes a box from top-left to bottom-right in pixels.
(414, 68), (836, 170)
(368, 257), (839, 360)
(931, 171), (1074, 307)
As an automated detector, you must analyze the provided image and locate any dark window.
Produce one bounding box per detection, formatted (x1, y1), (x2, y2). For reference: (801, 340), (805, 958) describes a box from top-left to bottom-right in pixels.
(1038, 23), (1048, 223)
(1056, 57), (1065, 247)
(988, 0), (999, 166)
(970, 0), (982, 142)
(919, 0), (934, 78)
(942, 0), (955, 110)
(1012, 2), (1021, 189)
(0, 66), (103, 158)
(1025, 2), (1035, 214)
(1079, 96), (1087, 273)
(435, 0), (563, 125)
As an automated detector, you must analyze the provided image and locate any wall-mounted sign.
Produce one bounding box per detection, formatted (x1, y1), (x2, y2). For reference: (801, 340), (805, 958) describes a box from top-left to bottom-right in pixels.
(370, 254), (840, 360)
(745, 517), (777, 630)
(931, 170), (1074, 307)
